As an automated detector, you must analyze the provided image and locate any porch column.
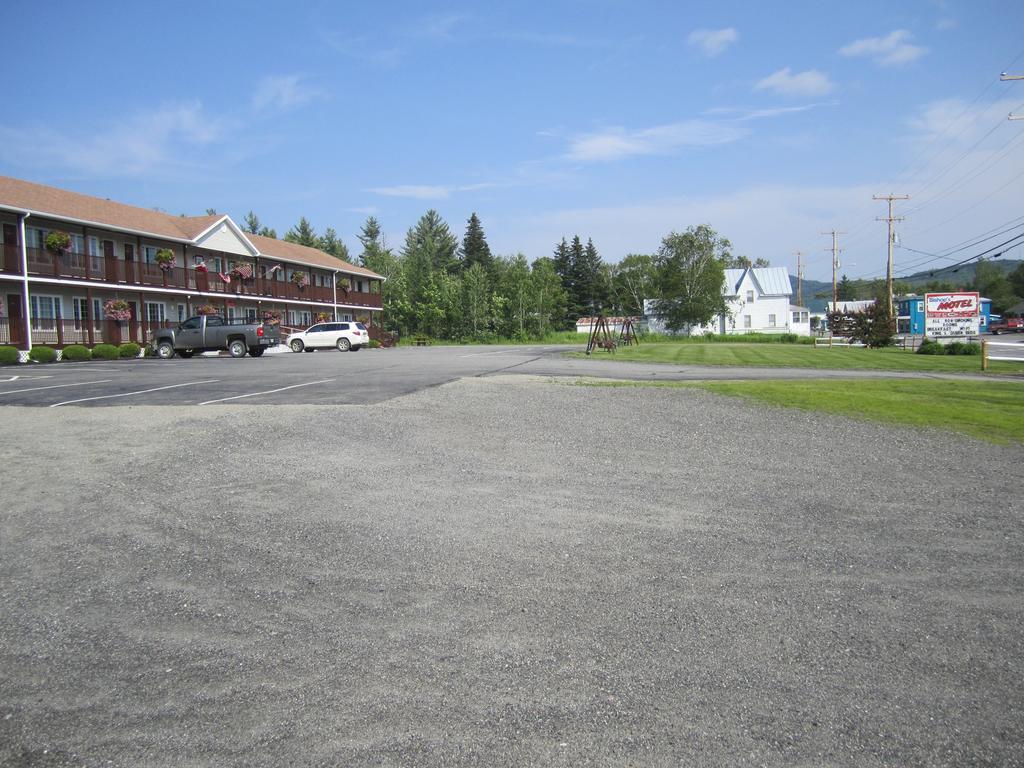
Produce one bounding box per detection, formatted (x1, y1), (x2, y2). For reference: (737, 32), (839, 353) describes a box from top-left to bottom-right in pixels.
(18, 213), (32, 351)
(139, 291), (148, 344)
(86, 286), (95, 346)
(332, 269), (338, 320)
(84, 226), (91, 280)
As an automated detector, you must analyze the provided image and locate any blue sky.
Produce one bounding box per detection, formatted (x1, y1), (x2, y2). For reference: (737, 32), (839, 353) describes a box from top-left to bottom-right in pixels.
(2, 0), (1023, 282)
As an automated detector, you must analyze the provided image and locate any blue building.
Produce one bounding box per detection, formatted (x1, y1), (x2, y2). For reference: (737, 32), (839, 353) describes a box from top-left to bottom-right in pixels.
(896, 294), (992, 335)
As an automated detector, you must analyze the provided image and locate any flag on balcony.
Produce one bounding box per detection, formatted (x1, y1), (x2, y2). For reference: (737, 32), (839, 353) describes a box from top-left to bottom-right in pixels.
(194, 260), (208, 273)
(268, 264), (283, 275)
(232, 262), (253, 279)
(218, 272), (232, 284)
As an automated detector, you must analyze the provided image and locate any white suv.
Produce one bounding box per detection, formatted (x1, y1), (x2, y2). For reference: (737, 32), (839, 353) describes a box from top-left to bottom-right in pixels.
(288, 321), (370, 352)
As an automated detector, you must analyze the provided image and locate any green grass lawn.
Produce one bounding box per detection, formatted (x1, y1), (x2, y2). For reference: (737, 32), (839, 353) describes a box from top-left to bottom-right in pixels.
(583, 342), (1022, 373)
(573, 378), (1024, 445)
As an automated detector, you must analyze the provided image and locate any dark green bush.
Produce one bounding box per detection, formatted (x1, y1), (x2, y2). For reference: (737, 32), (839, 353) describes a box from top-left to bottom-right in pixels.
(946, 341), (981, 356)
(368, 339), (381, 349)
(916, 339), (946, 355)
(61, 344), (91, 361)
(118, 342), (141, 358)
(780, 333), (799, 344)
(91, 343), (119, 360)
(28, 346), (57, 363)
(0, 346), (21, 365)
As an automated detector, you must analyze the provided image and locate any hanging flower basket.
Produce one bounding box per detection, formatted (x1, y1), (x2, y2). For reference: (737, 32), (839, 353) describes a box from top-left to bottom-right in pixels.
(154, 249), (175, 271)
(291, 270), (308, 288)
(195, 304), (218, 316)
(103, 299), (132, 321)
(231, 261), (254, 280)
(45, 231), (72, 255)
(261, 310), (281, 324)
(314, 312), (331, 323)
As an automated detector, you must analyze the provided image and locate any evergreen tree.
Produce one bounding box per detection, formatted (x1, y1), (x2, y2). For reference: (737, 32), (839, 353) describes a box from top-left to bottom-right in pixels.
(405, 210), (459, 275)
(836, 275), (856, 301)
(243, 211), (261, 235)
(357, 216), (384, 267)
(553, 238), (571, 283)
(461, 213), (493, 273)
(285, 217), (319, 248)
(318, 227), (350, 261)
(571, 238), (606, 317)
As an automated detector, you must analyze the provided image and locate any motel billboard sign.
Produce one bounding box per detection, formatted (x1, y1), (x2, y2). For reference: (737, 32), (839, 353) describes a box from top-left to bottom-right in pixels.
(925, 292), (980, 337)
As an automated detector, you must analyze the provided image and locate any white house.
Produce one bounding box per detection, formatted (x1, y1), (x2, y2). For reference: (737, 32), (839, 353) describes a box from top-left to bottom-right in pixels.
(645, 267), (811, 336)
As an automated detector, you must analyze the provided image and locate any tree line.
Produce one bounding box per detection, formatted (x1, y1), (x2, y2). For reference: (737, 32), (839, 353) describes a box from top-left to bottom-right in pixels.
(239, 207), (752, 339)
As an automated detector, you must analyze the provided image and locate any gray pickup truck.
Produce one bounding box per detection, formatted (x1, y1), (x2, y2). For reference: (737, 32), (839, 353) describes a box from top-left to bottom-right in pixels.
(151, 314), (280, 359)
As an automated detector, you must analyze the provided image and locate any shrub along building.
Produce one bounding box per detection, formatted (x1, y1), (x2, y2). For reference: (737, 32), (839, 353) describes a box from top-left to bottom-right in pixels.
(0, 176), (383, 350)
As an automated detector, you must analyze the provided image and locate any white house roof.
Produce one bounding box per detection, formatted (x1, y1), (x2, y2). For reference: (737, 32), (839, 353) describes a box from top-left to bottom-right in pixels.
(723, 266), (791, 296)
(750, 267), (792, 295)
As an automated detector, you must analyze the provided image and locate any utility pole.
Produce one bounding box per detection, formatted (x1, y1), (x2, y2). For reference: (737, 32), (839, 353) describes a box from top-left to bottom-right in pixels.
(873, 194), (909, 322)
(821, 231), (845, 308)
(793, 250), (805, 307)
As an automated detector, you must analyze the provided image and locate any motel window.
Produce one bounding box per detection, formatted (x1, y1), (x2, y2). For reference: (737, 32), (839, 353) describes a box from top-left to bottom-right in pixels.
(143, 246), (160, 264)
(27, 228), (47, 249)
(146, 302), (166, 325)
(72, 298), (102, 331)
(176, 304), (187, 322)
(245, 308), (257, 322)
(743, 315), (751, 329)
(30, 295), (62, 329)
(768, 314), (776, 327)
(746, 290), (754, 303)
(88, 237), (101, 257)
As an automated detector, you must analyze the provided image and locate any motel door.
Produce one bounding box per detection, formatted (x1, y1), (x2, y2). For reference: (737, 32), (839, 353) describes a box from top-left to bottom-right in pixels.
(7, 294), (24, 347)
(103, 240), (117, 281)
(127, 301), (140, 343)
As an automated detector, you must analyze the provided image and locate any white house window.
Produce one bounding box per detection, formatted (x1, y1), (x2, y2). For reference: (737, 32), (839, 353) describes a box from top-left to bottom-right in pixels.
(743, 315), (751, 329)
(768, 314), (776, 327)
(792, 311), (800, 324)
(746, 290), (754, 303)
(146, 302), (167, 325)
(30, 295), (62, 330)
(801, 311), (809, 322)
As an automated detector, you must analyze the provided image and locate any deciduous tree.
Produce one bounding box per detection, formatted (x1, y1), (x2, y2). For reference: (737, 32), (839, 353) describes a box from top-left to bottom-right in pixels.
(651, 225), (730, 332)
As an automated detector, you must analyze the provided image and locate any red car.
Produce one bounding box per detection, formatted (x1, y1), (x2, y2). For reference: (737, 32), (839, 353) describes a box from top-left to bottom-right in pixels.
(989, 318), (1024, 335)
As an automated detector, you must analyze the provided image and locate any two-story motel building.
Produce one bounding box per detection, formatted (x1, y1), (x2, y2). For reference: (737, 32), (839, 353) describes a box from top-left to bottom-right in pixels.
(0, 176), (384, 350)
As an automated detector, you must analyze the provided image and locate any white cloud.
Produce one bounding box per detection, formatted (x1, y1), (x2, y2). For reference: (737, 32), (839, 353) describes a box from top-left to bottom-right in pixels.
(370, 185), (452, 200)
(252, 75), (325, 113)
(706, 102), (836, 121)
(754, 68), (835, 98)
(566, 120), (744, 162)
(368, 182), (497, 200)
(687, 28), (738, 57)
(0, 102), (229, 177)
(839, 30), (927, 66)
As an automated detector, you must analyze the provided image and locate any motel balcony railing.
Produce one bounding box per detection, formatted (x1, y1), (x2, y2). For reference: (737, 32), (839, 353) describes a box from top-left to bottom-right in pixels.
(0, 247), (382, 309)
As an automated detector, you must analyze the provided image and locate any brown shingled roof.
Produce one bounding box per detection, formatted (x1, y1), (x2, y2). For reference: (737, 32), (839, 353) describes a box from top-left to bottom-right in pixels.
(247, 233), (381, 279)
(0, 175), (381, 280)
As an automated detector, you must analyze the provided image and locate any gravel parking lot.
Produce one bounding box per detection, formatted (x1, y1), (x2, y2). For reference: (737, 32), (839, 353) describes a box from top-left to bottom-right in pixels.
(1, 375), (1022, 766)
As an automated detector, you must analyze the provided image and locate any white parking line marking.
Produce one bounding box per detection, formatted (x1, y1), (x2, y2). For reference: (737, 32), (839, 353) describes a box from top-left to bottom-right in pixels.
(198, 379), (336, 405)
(1, 375), (19, 382)
(0, 379), (115, 396)
(49, 380), (219, 408)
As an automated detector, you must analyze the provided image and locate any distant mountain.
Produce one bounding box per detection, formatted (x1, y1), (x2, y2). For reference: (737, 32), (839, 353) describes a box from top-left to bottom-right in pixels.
(789, 276), (832, 313)
(788, 259), (1023, 310)
(899, 258), (1022, 288)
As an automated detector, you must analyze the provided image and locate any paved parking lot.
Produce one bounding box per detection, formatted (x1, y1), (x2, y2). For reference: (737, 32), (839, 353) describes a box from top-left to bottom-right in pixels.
(0, 343), (999, 407)
(1, 371), (1022, 767)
